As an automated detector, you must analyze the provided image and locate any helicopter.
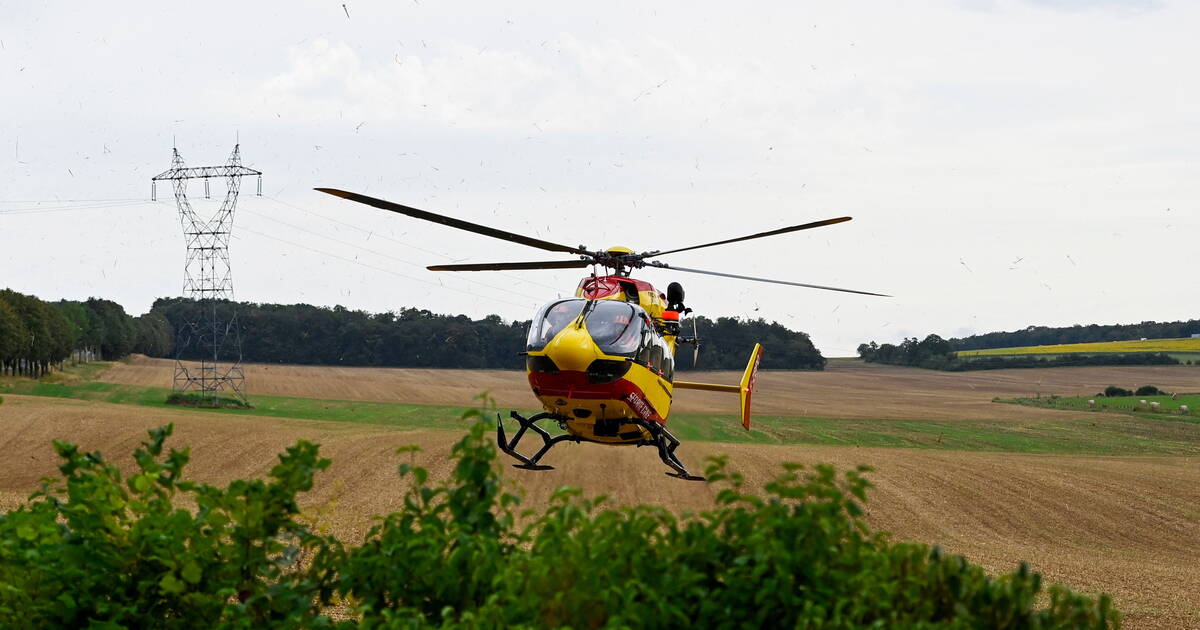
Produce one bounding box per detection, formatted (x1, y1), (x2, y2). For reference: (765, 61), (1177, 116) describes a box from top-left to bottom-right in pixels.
(316, 188), (887, 480)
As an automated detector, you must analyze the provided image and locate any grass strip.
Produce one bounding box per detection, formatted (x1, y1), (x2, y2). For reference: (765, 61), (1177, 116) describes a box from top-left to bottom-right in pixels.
(1000, 393), (1200, 423)
(5, 375), (1200, 455)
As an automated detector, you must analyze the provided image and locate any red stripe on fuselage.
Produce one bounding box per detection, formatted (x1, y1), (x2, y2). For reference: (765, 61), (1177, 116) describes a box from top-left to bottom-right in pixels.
(528, 370), (666, 425)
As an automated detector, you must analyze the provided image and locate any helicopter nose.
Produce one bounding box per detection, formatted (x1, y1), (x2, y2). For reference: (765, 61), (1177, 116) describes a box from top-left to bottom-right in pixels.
(544, 326), (601, 372)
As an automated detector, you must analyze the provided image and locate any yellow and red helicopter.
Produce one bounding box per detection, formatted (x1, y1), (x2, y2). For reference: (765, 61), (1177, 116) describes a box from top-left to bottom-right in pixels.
(317, 188), (886, 480)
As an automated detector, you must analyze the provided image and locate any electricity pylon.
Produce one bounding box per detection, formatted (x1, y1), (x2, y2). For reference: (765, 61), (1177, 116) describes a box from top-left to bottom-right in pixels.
(152, 144), (261, 401)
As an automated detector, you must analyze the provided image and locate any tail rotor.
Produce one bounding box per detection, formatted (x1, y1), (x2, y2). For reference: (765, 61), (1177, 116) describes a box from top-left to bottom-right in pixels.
(692, 316), (700, 368)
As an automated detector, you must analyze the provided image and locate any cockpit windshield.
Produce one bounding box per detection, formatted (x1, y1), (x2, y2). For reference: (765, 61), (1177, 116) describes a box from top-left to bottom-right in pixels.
(526, 298), (651, 357)
(584, 300), (646, 356)
(526, 299), (586, 351)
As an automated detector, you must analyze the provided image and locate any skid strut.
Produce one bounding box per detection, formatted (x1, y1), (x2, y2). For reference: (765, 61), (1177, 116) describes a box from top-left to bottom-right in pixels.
(497, 411), (575, 470)
(497, 411), (705, 481)
(641, 421), (705, 481)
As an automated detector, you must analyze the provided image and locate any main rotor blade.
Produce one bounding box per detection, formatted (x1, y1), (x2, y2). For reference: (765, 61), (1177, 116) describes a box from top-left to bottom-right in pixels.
(647, 217), (852, 258)
(653, 263), (890, 297)
(427, 260), (592, 272)
(315, 188), (591, 256)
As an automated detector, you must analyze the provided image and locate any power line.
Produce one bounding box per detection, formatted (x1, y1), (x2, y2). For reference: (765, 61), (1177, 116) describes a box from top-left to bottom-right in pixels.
(236, 224), (538, 311)
(0, 200), (155, 215)
(261, 195), (564, 292)
(0, 197), (146, 204)
(239, 205), (546, 304)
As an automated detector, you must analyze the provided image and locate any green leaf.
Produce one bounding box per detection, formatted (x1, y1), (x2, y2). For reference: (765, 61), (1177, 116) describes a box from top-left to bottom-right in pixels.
(181, 561), (202, 585)
(131, 474), (150, 493)
(159, 573), (186, 595)
(15, 524), (37, 541)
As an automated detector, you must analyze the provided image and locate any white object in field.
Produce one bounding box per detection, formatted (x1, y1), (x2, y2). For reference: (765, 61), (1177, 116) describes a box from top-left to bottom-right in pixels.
(1088, 399), (1096, 408)
(1181, 405), (1190, 415)
(1150, 401), (1161, 411)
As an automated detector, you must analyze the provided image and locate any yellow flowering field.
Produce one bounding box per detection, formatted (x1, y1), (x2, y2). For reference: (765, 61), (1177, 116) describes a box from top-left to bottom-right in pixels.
(956, 337), (1200, 357)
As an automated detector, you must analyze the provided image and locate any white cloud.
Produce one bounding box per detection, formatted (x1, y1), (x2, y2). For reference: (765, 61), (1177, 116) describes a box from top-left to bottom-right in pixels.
(243, 34), (856, 145)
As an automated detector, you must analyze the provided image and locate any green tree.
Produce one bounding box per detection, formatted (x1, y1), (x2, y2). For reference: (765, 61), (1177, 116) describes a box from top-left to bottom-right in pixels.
(39, 300), (73, 371)
(84, 298), (136, 360)
(133, 312), (174, 357)
(54, 300), (92, 356)
(0, 296), (29, 376)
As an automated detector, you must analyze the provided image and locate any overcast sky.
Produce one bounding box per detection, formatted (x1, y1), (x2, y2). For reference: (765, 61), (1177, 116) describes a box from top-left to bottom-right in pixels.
(2, 0), (1196, 356)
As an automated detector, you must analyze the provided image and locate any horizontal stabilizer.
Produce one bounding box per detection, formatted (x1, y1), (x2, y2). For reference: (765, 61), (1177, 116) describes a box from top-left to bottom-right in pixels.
(673, 342), (764, 431)
(673, 381), (740, 393)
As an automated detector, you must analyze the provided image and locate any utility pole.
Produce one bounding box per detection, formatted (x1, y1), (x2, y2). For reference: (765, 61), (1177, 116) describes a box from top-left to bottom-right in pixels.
(152, 144), (261, 402)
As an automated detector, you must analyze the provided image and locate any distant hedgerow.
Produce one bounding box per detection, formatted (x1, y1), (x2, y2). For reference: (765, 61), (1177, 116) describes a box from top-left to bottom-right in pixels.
(0, 408), (1120, 628)
(165, 391), (253, 409)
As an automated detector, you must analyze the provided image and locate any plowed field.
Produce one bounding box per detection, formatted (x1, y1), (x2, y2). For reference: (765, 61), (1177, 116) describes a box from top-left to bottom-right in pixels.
(100, 356), (1200, 420)
(1, 393), (1197, 628)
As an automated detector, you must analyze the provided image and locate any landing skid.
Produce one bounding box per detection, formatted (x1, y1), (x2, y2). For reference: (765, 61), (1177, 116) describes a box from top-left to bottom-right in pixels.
(497, 411), (705, 481)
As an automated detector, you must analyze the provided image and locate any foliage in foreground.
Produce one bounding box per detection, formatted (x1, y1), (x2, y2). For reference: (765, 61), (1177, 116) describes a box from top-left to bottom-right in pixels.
(0, 413), (1119, 629)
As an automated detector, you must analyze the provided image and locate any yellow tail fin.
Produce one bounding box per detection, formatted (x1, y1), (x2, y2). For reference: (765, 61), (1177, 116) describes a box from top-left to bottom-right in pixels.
(739, 343), (764, 430)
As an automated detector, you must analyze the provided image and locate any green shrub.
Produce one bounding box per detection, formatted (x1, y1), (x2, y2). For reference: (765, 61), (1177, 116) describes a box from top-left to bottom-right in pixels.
(0, 424), (335, 628)
(165, 391), (253, 409)
(1134, 385), (1161, 396)
(1104, 385), (1133, 397)
(0, 410), (1120, 628)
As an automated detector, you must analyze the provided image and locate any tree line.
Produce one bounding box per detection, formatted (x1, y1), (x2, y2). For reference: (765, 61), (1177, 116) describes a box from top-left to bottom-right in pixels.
(151, 298), (529, 369)
(678, 315), (825, 370)
(951, 319), (1200, 351)
(857, 334), (1181, 371)
(149, 298), (827, 370)
(2, 290), (827, 374)
(857, 316), (1200, 371)
(0, 289), (173, 377)
(857, 335), (956, 370)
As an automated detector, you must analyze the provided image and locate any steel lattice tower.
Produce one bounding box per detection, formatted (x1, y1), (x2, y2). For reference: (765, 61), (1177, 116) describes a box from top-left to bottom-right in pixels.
(152, 145), (261, 401)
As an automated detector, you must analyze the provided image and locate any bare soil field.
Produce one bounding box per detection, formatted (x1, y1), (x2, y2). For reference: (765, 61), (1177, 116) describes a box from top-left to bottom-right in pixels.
(1, 394), (1196, 628)
(101, 355), (1200, 420)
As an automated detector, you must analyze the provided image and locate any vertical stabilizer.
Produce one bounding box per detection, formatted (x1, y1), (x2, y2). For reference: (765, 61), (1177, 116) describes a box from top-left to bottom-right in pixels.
(739, 343), (764, 430)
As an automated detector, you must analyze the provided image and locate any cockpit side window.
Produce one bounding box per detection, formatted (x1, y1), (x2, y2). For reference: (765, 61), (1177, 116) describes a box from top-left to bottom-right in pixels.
(527, 299), (586, 351)
(636, 327), (674, 379)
